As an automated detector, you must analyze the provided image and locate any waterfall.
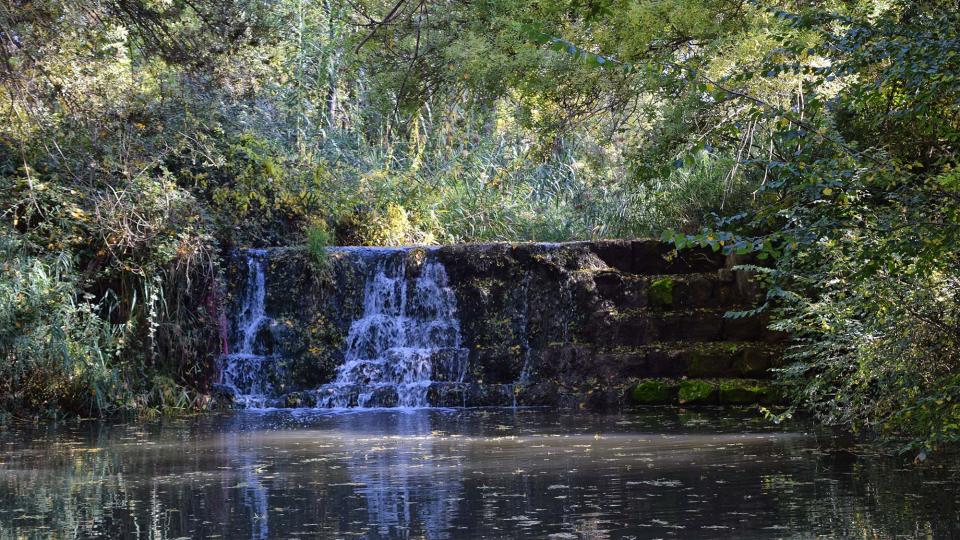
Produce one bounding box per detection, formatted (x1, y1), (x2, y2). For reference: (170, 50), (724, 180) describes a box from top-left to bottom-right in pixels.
(218, 247), (467, 410)
(237, 251), (267, 354)
(218, 249), (287, 408)
(316, 250), (468, 409)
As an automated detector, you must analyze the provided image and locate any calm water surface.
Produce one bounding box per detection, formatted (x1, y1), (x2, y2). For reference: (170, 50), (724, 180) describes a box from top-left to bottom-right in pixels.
(1, 408), (958, 539)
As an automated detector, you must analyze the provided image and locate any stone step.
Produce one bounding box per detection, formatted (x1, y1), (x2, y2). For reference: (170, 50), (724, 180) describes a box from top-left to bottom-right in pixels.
(258, 369), (786, 410)
(427, 382), (518, 407)
(436, 240), (728, 277)
(261, 382), (517, 409)
(535, 341), (784, 381)
(583, 307), (781, 346)
(590, 270), (759, 311)
(585, 240), (727, 275)
(626, 378), (784, 406)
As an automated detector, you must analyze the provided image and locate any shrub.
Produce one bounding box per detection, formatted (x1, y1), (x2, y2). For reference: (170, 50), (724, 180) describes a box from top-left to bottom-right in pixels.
(0, 235), (124, 417)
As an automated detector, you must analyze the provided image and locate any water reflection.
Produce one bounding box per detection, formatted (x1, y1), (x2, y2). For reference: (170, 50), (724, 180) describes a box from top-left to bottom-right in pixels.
(1, 409), (959, 538)
(330, 411), (463, 538)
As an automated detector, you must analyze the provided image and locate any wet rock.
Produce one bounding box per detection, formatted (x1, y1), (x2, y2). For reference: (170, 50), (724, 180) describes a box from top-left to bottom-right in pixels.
(723, 314), (767, 341)
(366, 385), (399, 407)
(268, 319), (303, 356)
(637, 348), (689, 378)
(466, 383), (515, 407)
(629, 380), (679, 404)
(732, 345), (777, 377)
(428, 382), (467, 407)
(283, 391), (318, 408)
(468, 346), (524, 384)
(211, 383), (237, 406)
(517, 382), (561, 407)
(685, 344), (739, 377)
(405, 247), (427, 278)
(631, 240), (725, 274)
(588, 240), (634, 273)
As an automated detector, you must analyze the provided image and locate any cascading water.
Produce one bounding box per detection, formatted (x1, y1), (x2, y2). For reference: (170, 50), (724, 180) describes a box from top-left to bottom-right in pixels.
(218, 249), (287, 408)
(237, 250), (267, 354)
(219, 247), (468, 409)
(316, 250), (468, 408)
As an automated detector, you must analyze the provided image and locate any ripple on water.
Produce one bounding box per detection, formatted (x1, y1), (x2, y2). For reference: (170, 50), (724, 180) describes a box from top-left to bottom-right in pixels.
(0, 408), (958, 539)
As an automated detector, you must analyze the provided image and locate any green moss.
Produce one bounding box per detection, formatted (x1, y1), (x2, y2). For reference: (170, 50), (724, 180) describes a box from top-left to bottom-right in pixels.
(629, 379), (679, 404)
(649, 277), (675, 308)
(678, 379), (717, 404)
(717, 380), (769, 404)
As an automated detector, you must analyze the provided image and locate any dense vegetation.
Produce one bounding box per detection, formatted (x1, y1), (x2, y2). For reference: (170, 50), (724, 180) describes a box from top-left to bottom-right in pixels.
(1, 0), (957, 450)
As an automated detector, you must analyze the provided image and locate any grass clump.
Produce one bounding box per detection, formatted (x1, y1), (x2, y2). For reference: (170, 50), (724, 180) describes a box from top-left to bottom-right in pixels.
(305, 221), (333, 272)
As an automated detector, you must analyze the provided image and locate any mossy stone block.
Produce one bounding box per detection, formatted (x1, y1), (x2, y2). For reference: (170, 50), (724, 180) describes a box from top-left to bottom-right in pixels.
(678, 379), (717, 404)
(717, 380), (768, 404)
(648, 277), (675, 308)
(629, 379), (679, 404)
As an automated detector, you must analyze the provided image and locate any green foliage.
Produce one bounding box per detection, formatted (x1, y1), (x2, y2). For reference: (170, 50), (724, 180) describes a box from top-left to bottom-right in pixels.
(2, 0), (957, 442)
(0, 235), (122, 416)
(773, 263), (960, 451)
(660, 2), (960, 451)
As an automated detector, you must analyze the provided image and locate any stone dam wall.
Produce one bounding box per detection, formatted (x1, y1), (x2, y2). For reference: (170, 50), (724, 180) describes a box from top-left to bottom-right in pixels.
(221, 240), (785, 409)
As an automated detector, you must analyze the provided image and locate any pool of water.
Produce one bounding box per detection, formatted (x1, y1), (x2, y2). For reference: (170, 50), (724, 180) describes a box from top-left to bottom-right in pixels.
(1, 408), (958, 538)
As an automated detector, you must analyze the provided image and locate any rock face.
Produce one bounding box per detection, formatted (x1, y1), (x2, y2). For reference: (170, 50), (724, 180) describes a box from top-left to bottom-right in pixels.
(220, 241), (783, 409)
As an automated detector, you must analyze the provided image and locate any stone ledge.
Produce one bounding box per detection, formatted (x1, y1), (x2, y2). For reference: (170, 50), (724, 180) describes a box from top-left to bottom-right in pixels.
(534, 341), (783, 381)
(585, 308), (781, 345)
(628, 378), (784, 406)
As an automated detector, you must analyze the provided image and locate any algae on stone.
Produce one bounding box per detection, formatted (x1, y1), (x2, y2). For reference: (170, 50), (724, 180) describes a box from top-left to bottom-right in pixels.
(678, 379), (717, 404)
(629, 379), (679, 404)
(649, 276), (675, 308)
(717, 380), (769, 404)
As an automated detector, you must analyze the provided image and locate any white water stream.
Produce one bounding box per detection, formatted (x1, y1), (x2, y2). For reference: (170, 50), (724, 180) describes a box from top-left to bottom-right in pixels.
(316, 252), (468, 408)
(220, 248), (468, 409)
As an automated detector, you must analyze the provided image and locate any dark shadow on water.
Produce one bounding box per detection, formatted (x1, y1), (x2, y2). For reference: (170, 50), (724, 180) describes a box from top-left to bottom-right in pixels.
(1, 408), (959, 538)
